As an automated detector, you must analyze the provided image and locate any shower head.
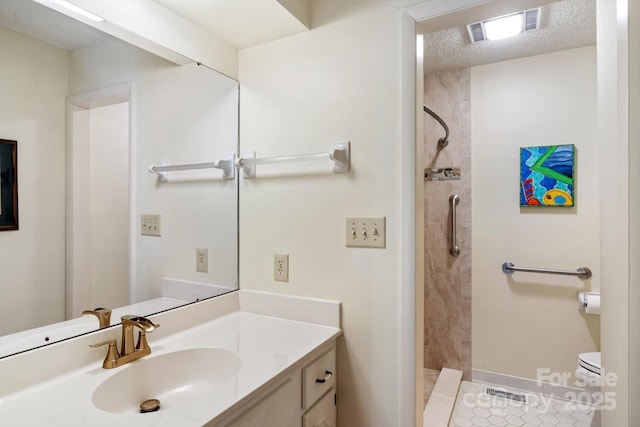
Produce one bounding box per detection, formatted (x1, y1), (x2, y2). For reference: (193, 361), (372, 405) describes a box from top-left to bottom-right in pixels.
(423, 105), (449, 149)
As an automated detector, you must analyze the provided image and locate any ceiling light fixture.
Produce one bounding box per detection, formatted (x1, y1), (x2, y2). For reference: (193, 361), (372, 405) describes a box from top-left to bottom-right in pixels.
(467, 8), (540, 43)
(484, 13), (524, 41)
(52, 0), (104, 22)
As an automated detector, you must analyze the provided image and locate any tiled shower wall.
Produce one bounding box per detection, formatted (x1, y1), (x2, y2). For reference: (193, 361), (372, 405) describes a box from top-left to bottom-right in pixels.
(423, 68), (471, 379)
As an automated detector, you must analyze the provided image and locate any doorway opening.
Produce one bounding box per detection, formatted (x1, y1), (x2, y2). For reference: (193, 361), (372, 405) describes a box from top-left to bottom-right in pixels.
(66, 83), (134, 319)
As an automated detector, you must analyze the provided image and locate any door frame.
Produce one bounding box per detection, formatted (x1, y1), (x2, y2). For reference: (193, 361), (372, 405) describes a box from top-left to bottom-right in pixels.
(65, 83), (136, 318)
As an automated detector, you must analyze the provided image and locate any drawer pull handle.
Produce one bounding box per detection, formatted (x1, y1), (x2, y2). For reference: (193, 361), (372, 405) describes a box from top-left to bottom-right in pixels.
(315, 370), (333, 384)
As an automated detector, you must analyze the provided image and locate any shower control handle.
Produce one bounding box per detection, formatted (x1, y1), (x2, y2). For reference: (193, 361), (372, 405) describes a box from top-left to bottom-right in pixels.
(449, 194), (460, 257)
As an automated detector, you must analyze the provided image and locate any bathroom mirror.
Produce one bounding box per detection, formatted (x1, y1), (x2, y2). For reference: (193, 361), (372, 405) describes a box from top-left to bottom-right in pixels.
(0, 0), (239, 358)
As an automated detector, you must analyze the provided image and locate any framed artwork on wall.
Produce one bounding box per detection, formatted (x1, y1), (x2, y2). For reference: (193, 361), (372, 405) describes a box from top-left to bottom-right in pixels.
(0, 139), (18, 231)
(520, 144), (575, 207)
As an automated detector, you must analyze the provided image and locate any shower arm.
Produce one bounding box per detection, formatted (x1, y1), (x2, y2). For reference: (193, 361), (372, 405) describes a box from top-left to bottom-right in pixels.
(423, 105), (449, 149)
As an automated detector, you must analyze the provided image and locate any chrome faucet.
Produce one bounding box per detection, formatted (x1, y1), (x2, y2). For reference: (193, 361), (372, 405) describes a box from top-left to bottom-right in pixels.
(82, 307), (112, 328)
(90, 315), (159, 369)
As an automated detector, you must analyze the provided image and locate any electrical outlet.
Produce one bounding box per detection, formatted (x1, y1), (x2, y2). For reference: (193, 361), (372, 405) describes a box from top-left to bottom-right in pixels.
(274, 254), (289, 282)
(345, 217), (386, 248)
(196, 248), (208, 273)
(141, 214), (161, 236)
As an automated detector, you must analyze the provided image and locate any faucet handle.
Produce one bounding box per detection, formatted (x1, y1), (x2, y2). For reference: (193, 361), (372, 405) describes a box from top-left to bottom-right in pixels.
(82, 307), (112, 328)
(135, 329), (155, 352)
(90, 339), (116, 348)
(90, 339), (120, 369)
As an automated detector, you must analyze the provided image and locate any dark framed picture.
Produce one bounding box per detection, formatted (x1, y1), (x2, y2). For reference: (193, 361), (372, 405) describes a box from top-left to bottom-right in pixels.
(0, 139), (18, 231)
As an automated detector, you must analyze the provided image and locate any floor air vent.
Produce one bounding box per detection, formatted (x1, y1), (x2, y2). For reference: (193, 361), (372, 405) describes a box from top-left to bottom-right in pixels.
(485, 388), (528, 403)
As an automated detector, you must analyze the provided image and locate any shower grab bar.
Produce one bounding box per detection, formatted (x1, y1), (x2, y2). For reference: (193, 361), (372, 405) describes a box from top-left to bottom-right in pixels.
(236, 141), (350, 179)
(502, 262), (592, 280)
(423, 105), (449, 149)
(449, 194), (460, 257)
(149, 153), (236, 182)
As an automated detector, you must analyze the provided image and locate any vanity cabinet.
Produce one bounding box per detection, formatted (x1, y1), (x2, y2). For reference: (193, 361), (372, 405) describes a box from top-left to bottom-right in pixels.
(217, 341), (337, 427)
(303, 387), (337, 427)
(225, 375), (301, 427)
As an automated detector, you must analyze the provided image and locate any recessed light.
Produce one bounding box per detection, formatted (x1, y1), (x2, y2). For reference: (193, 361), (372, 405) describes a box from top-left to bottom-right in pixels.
(52, 0), (104, 22)
(467, 8), (540, 43)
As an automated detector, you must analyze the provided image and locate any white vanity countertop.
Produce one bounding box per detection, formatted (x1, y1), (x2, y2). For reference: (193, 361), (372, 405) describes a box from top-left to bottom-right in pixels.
(0, 311), (341, 427)
(0, 297), (190, 358)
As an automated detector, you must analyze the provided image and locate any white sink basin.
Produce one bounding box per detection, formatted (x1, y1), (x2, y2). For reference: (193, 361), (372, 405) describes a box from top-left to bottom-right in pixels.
(92, 348), (241, 414)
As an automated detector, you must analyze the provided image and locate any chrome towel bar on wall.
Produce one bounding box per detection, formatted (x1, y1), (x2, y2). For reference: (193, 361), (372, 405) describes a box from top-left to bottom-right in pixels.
(502, 262), (592, 280)
(449, 194), (460, 257)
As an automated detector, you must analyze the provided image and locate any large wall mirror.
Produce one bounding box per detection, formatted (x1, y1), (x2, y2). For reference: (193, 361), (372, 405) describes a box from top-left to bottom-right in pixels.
(0, 0), (239, 358)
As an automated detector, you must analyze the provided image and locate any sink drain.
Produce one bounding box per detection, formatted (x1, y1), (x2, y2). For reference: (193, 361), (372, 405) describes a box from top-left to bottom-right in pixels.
(140, 398), (160, 413)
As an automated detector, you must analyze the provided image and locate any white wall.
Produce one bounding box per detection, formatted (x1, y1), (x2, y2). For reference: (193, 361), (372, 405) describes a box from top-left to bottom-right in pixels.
(471, 46), (600, 381)
(414, 32), (425, 425)
(69, 38), (239, 304)
(628, 1), (640, 423)
(0, 28), (68, 335)
(89, 102), (130, 308)
(597, 0), (633, 424)
(238, 3), (415, 426)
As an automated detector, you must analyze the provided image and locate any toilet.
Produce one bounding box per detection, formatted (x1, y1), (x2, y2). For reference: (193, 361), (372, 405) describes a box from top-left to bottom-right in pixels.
(576, 352), (601, 387)
(576, 352), (603, 427)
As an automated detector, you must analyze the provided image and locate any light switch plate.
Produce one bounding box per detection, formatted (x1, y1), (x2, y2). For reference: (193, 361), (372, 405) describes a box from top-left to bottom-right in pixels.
(345, 217), (386, 248)
(141, 214), (161, 236)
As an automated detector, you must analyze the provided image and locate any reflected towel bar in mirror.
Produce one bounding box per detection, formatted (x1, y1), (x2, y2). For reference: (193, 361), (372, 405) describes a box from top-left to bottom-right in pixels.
(149, 153), (236, 182)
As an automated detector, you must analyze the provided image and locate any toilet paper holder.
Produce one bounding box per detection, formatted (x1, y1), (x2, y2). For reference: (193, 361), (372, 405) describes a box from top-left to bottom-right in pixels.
(577, 292), (600, 313)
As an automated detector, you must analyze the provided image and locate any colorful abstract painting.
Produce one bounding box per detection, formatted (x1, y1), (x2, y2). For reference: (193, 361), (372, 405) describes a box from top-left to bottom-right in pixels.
(520, 144), (575, 207)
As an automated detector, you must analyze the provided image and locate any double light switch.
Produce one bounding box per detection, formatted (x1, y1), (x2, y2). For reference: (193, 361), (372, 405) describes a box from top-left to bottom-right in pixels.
(345, 217), (386, 248)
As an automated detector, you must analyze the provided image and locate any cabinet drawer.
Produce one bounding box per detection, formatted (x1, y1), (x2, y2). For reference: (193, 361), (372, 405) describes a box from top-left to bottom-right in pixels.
(303, 389), (336, 427)
(302, 347), (336, 410)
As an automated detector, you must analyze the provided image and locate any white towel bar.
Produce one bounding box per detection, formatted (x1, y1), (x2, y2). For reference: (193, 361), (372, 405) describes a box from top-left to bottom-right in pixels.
(149, 153), (236, 182)
(236, 142), (350, 179)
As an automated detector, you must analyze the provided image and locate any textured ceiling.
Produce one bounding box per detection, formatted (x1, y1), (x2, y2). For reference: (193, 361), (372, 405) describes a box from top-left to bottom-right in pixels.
(0, 0), (112, 51)
(421, 0), (596, 73)
(0, 0), (596, 65)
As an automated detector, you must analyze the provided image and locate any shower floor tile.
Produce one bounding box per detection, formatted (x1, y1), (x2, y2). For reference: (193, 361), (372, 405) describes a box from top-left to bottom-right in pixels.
(448, 381), (596, 427)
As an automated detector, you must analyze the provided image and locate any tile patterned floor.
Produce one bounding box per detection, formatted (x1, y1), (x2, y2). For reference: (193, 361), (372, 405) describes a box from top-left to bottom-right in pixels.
(449, 381), (595, 427)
